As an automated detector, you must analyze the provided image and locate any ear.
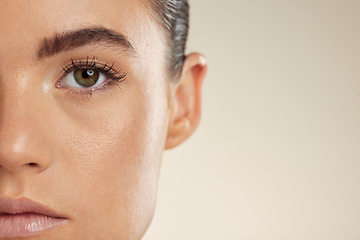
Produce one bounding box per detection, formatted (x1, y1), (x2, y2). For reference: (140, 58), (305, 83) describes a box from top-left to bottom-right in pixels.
(165, 53), (208, 150)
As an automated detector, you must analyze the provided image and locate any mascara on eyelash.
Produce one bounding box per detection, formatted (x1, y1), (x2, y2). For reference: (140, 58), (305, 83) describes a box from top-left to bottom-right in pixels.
(57, 57), (127, 98)
(62, 57), (127, 81)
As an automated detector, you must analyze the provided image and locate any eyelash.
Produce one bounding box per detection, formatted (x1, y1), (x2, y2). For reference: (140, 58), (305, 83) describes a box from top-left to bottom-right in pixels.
(58, 57), (127, 97)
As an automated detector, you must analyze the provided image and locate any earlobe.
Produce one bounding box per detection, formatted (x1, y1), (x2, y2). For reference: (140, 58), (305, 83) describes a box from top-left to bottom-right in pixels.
(165, 52), (208, 150)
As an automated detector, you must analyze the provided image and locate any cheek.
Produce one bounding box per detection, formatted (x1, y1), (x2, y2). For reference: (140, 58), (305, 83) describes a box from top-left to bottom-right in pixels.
(50, 76), (169, 237)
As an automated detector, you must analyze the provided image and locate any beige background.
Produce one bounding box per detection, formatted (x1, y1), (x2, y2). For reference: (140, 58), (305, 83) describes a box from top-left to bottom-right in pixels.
(144, 1), (360, 239)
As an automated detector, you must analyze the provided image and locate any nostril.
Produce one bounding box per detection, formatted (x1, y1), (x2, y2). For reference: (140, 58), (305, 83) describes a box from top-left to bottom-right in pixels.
(27, 163), (38, 167)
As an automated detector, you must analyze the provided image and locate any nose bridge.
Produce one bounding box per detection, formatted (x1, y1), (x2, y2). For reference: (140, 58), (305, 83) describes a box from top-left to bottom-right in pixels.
(0, 76), (54, 174)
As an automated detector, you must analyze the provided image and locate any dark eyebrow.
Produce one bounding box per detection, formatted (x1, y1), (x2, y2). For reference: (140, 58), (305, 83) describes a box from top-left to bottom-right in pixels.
(37, 27), (135, 59)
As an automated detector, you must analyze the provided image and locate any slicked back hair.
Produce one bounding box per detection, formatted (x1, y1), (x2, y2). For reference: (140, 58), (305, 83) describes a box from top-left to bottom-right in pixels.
(148, 0), (189, 77)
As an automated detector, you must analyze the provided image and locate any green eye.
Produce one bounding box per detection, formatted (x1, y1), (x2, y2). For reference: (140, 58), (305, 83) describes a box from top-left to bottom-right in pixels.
(74, 69), (100, 87)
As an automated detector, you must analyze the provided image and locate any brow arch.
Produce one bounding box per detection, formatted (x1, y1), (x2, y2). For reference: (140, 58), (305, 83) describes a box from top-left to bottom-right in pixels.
(37, 27), (136, 60)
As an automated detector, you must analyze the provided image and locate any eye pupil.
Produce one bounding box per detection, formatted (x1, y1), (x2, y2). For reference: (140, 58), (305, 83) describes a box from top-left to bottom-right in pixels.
(74, 69), (99, 87)
(83, 70), (94, 78)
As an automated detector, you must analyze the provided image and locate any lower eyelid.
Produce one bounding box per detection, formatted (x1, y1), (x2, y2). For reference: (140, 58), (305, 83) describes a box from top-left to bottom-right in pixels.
(56, 76), (123, 99)
(66, 80), (114, 94)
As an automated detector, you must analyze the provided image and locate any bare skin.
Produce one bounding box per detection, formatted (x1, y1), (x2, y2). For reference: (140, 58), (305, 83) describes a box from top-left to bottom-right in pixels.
(0, 0), (207, 239)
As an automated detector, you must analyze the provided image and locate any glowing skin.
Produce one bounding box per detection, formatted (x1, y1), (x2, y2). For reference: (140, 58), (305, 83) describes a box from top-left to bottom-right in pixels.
(0, 0), (207, 239)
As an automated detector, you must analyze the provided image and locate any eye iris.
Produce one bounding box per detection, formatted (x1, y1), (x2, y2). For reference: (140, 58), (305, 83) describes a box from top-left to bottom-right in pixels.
(74, 69), (99, 87)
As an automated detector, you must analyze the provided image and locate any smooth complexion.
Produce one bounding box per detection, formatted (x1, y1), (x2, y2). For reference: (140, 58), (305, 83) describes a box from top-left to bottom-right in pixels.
(0, 0), (207, 239)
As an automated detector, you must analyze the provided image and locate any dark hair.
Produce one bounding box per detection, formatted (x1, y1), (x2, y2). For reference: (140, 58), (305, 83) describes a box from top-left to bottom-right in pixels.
(148, 0), (189, 76)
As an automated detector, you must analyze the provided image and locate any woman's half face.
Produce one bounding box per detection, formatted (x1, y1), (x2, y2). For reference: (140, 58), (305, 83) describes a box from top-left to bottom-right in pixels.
(0, 0), (170, 239)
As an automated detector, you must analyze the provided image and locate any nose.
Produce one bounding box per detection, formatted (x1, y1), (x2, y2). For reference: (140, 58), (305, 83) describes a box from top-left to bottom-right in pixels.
(0, 88), (54, 175)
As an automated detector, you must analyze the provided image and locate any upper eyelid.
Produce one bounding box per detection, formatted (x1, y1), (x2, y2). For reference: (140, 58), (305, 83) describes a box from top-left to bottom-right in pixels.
(61, 58), (123, 77)
(62, 57), (110, 72)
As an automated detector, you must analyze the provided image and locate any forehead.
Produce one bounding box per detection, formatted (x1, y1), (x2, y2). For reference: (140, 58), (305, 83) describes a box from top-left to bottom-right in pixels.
(0, 0), (164, 63)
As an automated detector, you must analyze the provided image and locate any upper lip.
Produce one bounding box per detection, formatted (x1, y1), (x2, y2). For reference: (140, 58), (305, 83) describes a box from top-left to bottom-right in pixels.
(0, 197), (66, 218)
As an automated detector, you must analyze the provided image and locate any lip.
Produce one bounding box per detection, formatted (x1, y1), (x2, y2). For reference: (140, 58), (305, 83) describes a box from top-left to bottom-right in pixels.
(0, 197), (68, 238)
